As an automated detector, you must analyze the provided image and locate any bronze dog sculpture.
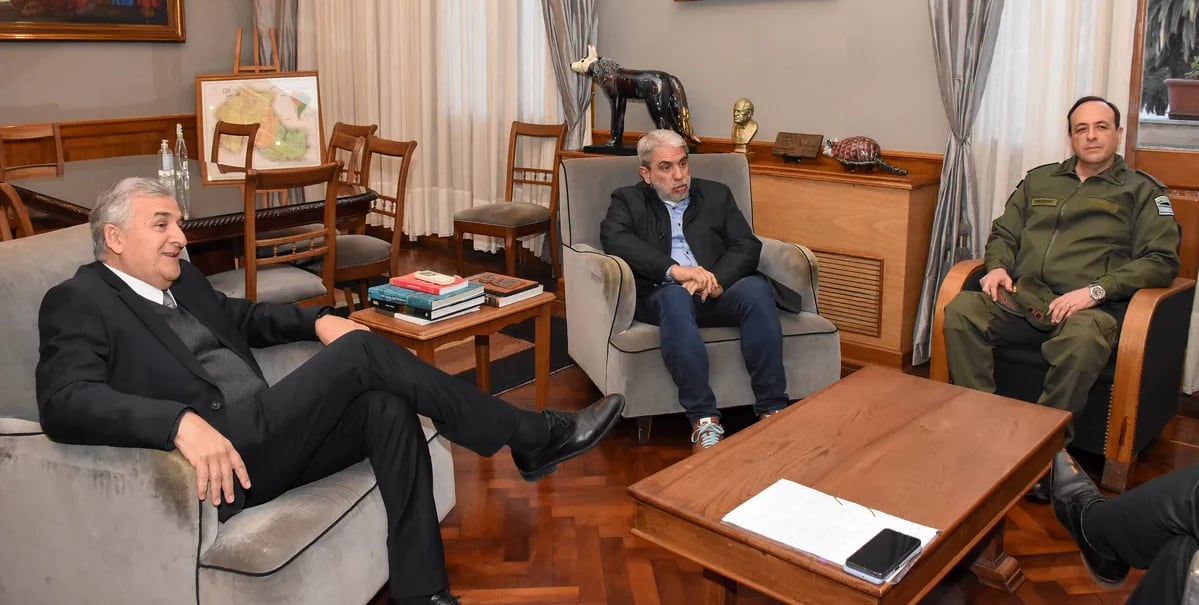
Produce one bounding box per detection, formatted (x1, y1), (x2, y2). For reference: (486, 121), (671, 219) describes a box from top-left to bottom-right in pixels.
(570, 45), (701, 148)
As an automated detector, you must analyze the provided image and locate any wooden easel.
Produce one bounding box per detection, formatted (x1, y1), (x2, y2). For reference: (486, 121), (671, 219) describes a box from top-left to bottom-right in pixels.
(231, 27), (292, 206)
(233, 27), (281, 74)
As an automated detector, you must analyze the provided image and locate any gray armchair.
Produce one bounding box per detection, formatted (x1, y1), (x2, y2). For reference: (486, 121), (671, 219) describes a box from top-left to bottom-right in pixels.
(557, 153), (841, 441)
(0, 225), (456, 604)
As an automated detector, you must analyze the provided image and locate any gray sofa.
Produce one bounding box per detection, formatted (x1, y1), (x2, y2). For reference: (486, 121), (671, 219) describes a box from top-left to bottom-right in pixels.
(0, 224), (456, 604)
(557, 153), (842, 441)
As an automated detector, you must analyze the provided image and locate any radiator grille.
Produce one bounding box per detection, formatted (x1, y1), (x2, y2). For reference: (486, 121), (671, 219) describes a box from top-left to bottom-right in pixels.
(812, 250), (883, 337)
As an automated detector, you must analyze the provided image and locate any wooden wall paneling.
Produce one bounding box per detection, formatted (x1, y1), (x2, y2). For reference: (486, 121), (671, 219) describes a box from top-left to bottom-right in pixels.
(2, 115), (199, 168)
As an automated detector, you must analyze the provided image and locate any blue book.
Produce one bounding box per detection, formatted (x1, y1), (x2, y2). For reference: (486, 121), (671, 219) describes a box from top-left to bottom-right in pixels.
(368, 282), (484, 310)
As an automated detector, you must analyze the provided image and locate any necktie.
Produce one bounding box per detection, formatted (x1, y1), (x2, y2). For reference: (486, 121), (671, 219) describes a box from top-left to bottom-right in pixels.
(163, 290), (177, 309)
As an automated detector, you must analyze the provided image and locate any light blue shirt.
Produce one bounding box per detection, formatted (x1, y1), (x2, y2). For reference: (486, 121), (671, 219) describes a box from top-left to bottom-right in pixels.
(661, 196), (697, 282)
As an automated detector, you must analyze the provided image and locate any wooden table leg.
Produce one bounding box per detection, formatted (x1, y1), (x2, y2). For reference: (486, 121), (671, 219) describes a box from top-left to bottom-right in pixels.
(970, 519), (1025, 593)
(702, 569), (737, 605)
(415, 341), (436, 366)
(474, 334), (491, 393)
(534, 304), (550, 409)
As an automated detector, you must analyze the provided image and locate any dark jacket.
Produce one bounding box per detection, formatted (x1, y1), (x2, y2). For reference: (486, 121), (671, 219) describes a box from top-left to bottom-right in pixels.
(600, 178), (801, 312)
(35, 260), (322, 451)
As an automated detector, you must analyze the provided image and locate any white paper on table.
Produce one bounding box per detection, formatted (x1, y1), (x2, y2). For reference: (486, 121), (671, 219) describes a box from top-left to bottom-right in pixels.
(721, 479), (940, 584)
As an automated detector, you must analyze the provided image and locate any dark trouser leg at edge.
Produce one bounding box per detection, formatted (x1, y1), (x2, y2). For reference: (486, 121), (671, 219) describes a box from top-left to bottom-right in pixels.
(1084, 464), (1199, 573)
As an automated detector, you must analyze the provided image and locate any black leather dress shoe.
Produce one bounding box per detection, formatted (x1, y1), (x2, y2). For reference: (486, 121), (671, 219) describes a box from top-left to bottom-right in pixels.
(511, 394), (626, 481)
(428, 590), (460, 605)
(1050, 451), (1130, 588)
(1025, 476), (1051, 503)
(390, 589), (460, 605)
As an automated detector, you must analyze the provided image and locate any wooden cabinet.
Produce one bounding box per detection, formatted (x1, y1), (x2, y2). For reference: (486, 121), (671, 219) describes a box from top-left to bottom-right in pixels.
(748, 152), (941, 369)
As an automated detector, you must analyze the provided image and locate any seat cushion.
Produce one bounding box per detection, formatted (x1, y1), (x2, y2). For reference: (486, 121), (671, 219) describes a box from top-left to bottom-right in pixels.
(308, 234), (391, 273)
(609, 310), (837, 353)
(454, 202), (550, 228)
(208, 265), (327, 303)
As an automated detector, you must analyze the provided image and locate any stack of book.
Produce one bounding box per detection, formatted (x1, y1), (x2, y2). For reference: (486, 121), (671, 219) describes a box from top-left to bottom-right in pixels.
(367, 271), (485, 325)
(466, 272), (544, 307)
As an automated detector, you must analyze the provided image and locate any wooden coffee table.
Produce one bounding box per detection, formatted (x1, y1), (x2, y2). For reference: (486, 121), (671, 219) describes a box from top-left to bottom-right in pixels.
(350, 292), (556, 408)
(628, 366), (1070, 604)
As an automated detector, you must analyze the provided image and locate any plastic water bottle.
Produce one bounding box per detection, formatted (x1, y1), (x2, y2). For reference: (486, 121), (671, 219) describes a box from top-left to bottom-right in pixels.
(157, 139), (175, 198)
(173, 124), (190, 219)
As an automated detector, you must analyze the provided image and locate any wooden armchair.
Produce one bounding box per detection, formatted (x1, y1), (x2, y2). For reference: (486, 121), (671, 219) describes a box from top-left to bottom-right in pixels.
(0, 123), (64, 180)
(930, 259), (1196, 492)
(0, 182), (34, 241)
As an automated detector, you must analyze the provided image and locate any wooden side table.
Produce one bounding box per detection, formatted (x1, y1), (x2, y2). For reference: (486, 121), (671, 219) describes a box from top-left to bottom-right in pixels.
(350, 292), (557, 408)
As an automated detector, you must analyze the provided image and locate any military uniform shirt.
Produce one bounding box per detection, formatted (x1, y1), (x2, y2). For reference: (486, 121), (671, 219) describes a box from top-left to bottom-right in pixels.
(983, 154), (1181, 303)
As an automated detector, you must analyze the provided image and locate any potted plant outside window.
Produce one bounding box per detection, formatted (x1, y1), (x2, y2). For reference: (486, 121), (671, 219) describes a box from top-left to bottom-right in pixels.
(1142, 0), (1198, 117)
(1165, 56), (1199, 120)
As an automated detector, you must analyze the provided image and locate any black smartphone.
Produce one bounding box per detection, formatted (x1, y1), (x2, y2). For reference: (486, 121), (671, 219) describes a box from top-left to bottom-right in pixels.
(845, 528), (922, 580)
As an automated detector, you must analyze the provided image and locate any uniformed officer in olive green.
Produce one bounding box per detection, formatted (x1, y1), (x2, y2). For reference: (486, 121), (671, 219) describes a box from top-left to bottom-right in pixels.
(943, 96), (1180, 443)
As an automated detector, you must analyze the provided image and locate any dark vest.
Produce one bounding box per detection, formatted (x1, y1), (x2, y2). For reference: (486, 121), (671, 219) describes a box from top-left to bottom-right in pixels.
(150, 303), (268, 405)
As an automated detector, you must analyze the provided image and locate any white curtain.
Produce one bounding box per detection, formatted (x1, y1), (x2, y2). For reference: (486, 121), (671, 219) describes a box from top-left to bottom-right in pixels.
(296, 0), (561, 253)
(973, 0), (1137, 229)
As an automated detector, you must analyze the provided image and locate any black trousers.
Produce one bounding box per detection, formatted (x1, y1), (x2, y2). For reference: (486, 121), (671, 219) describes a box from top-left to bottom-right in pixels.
(225, 331), (533, 598)
(1085, 464), (1199, 604)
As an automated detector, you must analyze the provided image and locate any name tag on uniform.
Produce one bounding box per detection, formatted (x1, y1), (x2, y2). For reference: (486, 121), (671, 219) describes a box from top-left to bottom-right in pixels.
(1030, 197), (1058, 207)
(1155, 195), (1175, 216)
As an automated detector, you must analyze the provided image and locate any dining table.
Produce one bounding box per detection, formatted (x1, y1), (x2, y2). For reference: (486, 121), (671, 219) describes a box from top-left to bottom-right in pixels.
(11, 155), (377, 273)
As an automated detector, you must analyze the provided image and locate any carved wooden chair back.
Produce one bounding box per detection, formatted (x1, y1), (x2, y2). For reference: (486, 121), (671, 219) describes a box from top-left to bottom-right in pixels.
(0, 124), (65, 181)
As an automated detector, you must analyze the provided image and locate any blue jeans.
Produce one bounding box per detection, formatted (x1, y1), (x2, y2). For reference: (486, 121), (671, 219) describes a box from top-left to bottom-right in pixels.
(637, 274), (789, 422)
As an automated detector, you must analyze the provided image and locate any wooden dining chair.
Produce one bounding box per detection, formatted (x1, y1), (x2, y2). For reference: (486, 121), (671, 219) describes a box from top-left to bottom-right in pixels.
(453, 121), (566, 278)
(0, 124), (64, 181)
(324, 122), (378, 185)
(0, 182), (35, 241)
(210, 121), (259, 172)
(207, 162), (341, 307)
(312, 135), (417, 309)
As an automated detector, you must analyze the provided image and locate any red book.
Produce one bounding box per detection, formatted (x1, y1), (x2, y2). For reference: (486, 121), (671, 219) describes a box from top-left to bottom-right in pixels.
(390, 271), (469, 295)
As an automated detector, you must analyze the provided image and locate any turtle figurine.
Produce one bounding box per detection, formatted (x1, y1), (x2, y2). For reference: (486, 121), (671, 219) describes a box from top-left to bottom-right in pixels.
(822, 136), (909, 175)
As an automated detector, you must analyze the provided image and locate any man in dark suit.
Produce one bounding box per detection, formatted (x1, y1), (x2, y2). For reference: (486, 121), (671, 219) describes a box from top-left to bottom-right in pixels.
(600, 129), (789, 453)
(35, 177), (624, 605)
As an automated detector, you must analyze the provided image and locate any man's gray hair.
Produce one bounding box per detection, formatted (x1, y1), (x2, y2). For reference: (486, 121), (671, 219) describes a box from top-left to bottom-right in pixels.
(637, 129), (688, 167)
(90, 177), (176, 260)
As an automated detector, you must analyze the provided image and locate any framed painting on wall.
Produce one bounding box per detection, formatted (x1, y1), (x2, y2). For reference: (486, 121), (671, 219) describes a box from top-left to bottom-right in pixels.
(0, 0), (185, 42)
(195, 71), (326, 185)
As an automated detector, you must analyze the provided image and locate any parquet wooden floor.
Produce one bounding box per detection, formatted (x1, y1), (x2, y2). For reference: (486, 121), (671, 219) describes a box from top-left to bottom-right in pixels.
(373, 241), (1199, 604)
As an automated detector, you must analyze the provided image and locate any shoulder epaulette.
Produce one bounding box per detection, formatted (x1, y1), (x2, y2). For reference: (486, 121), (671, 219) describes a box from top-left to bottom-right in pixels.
(1029, 161), (1058, 172)
(1135, 168), (1166, 189)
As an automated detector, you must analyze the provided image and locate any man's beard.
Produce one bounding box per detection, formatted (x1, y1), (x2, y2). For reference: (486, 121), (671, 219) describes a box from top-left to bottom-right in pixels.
(653, 179), (690, 203)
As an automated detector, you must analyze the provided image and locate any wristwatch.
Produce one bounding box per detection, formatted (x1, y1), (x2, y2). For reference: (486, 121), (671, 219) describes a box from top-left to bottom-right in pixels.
(1088, 282), (1106, 303)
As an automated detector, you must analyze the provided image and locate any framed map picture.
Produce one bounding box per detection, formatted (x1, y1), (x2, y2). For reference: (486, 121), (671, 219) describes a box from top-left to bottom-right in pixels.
(195, 71), (325, 184)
